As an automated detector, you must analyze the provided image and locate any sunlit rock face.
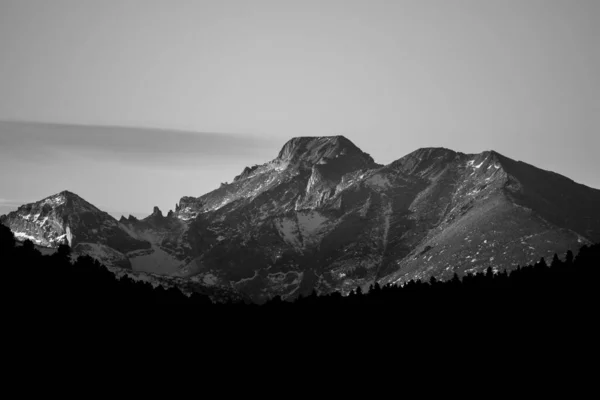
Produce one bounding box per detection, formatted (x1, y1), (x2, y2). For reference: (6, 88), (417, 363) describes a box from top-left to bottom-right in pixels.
(0, 190), (150, 269)
(3, 138), (600, 303)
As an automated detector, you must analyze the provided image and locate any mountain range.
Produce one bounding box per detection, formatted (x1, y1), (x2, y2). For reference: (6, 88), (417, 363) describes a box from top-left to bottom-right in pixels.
(2, 135), (599, 302)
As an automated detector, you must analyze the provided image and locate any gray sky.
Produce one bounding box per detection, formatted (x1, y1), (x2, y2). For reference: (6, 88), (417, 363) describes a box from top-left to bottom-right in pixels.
(1, 0), (599, 216)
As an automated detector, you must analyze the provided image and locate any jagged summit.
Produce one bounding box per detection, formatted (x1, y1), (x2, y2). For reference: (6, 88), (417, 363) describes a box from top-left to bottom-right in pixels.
(141, 206), (166, 222)
(119, 214), (141, 224)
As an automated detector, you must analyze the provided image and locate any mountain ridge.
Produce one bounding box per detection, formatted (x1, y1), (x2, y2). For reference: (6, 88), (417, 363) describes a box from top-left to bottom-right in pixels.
(2, 138), (599, 302)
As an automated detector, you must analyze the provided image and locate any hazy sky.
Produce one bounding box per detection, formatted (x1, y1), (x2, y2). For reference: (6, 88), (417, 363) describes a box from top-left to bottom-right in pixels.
(1, 0), (598, 216)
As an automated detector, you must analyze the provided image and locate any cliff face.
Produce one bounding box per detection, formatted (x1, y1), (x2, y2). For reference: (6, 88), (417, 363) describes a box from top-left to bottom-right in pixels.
(4, 138), (600, 303)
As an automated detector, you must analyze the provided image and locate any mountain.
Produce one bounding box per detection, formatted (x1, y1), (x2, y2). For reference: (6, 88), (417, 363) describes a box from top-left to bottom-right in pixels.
(0, 190), (150, 269)
(378, 148), (600, 285)
(3, 137), (599, 302)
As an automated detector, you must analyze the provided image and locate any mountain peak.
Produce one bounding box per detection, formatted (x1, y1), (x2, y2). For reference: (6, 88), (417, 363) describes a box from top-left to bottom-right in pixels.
(277, 135), (376, 167)
(410, 147), (458, 158)
(25, 190), (100, 214)
(0, 189), (143, 250)
(392, 147), (461, 176)
(50, 190), (84, 203)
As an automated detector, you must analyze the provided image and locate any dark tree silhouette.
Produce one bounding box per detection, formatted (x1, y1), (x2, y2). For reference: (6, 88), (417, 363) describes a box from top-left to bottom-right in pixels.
(1, 222), (598, 319)
(0, 224), (16, 251)
(566, 250), (574, 266)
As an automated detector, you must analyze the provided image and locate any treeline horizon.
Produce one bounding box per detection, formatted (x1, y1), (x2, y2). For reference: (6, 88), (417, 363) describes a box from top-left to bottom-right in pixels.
(1, 223), (598, 309)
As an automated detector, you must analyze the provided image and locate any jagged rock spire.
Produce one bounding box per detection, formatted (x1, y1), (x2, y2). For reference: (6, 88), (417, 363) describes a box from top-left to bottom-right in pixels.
(151, 206), (163, 218)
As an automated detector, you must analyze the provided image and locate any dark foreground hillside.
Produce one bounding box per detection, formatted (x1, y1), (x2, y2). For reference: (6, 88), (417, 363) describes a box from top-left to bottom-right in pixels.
(2, 223), (598, 316)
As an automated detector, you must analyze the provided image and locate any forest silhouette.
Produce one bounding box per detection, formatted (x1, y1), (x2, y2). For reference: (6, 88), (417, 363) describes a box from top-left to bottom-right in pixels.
(1, 223), (598, 316)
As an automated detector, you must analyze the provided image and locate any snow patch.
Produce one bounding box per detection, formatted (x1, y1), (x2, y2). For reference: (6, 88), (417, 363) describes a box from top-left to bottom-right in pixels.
(14, 231), (43, 244)
(43, 195), (66, 206)
(210, 198), (232, 211)
(65, 226), (73, 247)
(53, 234), (67, 244)
(22, 213), (41, 222)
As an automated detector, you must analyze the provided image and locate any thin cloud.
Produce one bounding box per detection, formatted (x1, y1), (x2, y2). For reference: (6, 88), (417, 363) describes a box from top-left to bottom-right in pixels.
(0, 198), (26, 207)
(0, 121), (278, 165)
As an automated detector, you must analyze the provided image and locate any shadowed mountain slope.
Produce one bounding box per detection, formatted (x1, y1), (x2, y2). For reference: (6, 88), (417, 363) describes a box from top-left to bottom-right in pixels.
(3, 137), (599, 302)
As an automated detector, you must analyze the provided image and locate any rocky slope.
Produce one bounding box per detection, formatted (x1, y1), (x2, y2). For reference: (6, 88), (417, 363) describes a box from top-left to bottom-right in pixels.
(128, 137), (600, 302)
(379, 148), (600, 285)
(0, 190), (150, 269)
(2, 137), (599, 302)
